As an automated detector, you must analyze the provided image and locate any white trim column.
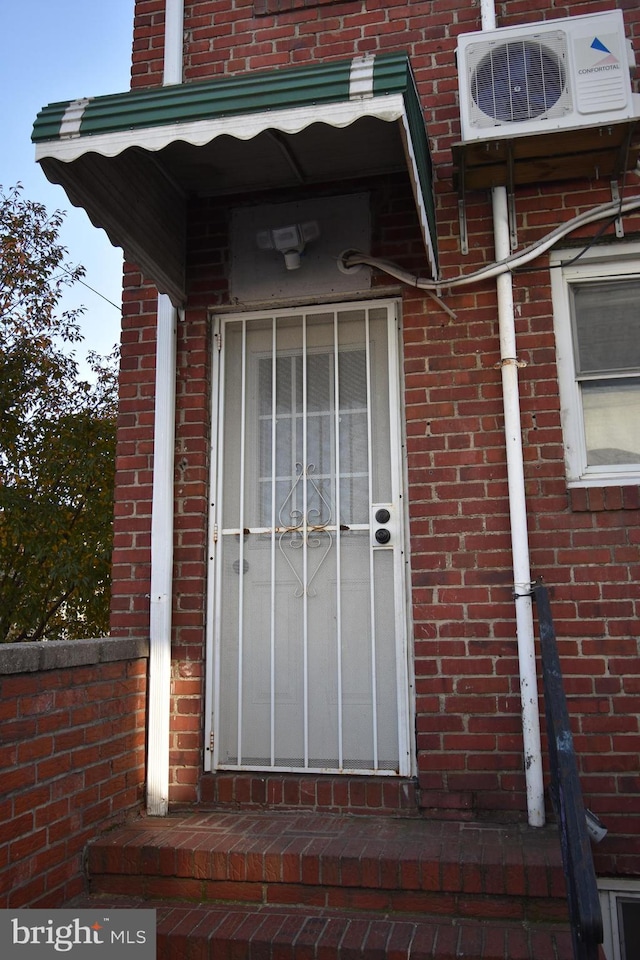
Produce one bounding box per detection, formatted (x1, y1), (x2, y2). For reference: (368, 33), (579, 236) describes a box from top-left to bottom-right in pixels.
(146, 0), (184, 816)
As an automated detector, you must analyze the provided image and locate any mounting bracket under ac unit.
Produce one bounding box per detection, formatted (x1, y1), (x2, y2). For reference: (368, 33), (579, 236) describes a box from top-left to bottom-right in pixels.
(452, 120), (639, 256)
(457, 141), (519, 255)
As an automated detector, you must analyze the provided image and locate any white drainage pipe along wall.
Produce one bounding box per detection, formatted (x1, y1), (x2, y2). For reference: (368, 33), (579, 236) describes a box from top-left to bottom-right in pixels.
(481, 0), (545, 827)
(146, 0), (184, 817)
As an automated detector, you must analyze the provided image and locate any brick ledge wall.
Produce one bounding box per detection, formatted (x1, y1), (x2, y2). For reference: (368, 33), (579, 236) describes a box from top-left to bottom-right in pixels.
(0, 636), (149, 908)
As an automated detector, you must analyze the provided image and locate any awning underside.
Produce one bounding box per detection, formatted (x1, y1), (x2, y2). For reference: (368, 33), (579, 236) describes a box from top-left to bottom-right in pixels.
(34, 53), (437, 306)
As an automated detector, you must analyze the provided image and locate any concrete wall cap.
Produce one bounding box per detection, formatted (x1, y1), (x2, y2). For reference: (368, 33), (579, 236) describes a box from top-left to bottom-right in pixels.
(0, 636), (149, 675)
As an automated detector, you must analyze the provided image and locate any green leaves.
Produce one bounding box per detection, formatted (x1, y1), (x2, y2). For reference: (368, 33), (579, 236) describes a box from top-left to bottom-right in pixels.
(0, 185), (118, 642)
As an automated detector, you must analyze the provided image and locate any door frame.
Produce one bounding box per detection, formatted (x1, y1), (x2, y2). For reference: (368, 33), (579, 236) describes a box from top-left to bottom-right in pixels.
(204, 298), (415, 776)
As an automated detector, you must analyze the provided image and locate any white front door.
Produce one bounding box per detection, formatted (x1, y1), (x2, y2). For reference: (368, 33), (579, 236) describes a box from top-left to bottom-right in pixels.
(206, 301), (411, 775)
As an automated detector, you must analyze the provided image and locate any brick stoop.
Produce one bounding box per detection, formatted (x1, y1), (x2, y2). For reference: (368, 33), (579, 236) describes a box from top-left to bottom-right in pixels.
(71, 810), (573, 959)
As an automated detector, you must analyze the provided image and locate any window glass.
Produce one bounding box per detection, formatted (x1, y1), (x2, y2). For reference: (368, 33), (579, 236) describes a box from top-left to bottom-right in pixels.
(572, 281), (640, 374)
(618, 897), (640, 960)
(257, 348), (369, 527)
(582, 378), (640, 466)
(570, 279), (640, 470)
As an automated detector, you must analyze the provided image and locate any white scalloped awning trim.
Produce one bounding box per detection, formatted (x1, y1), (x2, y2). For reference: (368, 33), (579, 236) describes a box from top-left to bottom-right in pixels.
(36, 95), (407, 164)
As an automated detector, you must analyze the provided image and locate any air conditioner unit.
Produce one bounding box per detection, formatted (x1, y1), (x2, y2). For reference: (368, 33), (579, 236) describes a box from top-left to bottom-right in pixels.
(457, 10), (640, 142)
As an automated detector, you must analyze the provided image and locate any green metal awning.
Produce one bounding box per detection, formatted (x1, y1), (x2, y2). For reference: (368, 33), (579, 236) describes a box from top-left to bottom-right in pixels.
(33, 52), (437, 305)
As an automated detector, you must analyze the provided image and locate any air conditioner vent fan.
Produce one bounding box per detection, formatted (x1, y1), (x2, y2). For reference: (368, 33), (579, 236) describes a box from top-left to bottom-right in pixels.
(469, 37), (567, 124)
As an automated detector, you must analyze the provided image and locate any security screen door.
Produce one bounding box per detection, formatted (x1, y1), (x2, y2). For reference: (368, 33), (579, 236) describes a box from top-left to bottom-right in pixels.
(207, 301), (411, 775)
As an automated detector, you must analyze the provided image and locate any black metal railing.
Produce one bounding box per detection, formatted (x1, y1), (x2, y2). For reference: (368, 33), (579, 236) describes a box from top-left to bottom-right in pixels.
(531, 579), (603, 960)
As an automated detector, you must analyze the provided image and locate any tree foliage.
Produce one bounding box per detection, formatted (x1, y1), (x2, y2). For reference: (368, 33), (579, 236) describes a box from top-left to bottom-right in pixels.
(0, 185), (118, 642)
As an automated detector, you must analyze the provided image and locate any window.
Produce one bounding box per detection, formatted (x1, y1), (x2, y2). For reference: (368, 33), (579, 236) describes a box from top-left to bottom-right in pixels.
(550, 243), (640, 486)
(599, 879), (640, 960)
(258, 349), (369, 528)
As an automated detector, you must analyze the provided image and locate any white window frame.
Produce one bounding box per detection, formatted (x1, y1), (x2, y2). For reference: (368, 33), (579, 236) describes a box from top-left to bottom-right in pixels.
(550, 241), (640, 487)
(598, 878), (640, 960)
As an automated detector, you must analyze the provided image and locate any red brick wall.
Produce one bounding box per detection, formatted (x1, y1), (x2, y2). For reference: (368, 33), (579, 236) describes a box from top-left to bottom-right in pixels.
(0, 640), (147, 907)
(111, 270), (158, 636)
(117, 0), (640, 870)
(131, 0), (166, 88)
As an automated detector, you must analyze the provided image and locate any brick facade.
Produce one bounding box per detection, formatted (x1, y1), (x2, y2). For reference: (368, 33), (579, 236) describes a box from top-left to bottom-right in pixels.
(113, 0), (640, 875)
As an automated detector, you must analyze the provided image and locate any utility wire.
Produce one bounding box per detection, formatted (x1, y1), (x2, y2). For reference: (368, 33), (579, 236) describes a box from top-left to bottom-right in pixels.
(1, 267), (122, 321)
(76, 276), (122, 313)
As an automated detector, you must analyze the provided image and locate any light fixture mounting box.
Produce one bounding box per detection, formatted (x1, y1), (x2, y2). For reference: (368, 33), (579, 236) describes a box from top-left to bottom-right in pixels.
(230, 194), (371, 302)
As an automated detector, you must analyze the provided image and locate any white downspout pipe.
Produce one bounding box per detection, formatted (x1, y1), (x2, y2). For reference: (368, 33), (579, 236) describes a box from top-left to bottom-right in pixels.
(481, 0), (545, 826)
(147, 295), (177, 816)
(146, 0), (184, 817)
(164, 0), (185, 88)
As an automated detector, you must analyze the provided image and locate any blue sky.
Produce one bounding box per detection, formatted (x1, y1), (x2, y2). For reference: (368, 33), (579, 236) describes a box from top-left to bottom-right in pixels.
(1, 0), (136, 367)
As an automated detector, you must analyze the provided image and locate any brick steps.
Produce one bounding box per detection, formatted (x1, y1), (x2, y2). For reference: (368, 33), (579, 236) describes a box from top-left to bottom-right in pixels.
(72, 896), (573, 959)
(74, 810), (572, 958)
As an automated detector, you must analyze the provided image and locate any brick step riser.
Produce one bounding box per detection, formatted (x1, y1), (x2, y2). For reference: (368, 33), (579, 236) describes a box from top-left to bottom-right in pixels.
(89, 874), (568, 925)
(73, 898), (573, 960)
(155, 927), (570, 960)
(199, 773), (423, 817)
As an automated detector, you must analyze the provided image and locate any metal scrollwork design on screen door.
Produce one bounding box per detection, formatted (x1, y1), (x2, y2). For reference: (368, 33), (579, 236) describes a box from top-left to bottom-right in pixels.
(277, 463), (332, 597)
